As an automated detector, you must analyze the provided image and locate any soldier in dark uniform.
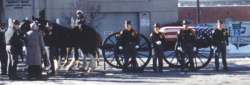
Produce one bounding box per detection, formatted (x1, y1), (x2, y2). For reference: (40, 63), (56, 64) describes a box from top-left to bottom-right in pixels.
(213, 20), (229, 71)
(8, 20), (24, 80)
(117, 20), (139, 72)
(178, 20), (196, 71)
(0, 23), (8, 75)
(75, 10), (86, 25)
(150, 23), (165, 72)
(44, 22), (59, 75)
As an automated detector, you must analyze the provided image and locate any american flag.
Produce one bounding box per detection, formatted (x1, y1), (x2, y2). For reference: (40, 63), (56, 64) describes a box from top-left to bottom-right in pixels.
(159, 26), (184, 49)
(160, 26), (215, 49)
(160, 26), (213, 40)
(160, 26), (182, 42)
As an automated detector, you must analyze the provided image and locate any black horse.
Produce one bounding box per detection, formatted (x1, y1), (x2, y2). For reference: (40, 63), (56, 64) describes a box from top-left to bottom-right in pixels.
(42, 20), (102, 72)
(44, 21), (101, 54)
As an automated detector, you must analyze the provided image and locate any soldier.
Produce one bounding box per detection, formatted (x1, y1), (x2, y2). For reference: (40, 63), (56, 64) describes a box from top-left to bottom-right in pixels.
(213, 20), (229, 71)
(75, 10), (87, 27)
(178, 20), (196, 71)
(45, 22), (60, 76)
(0, 23), (8, 75)
(117, 20), (139, 72)
(150, 23), (165, 72)
(7, 20), (24, 80)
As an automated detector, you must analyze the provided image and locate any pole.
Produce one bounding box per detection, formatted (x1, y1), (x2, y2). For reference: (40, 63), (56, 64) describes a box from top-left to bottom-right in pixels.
(0, 0), (3, 21)
(32, 0), (35, 16)
(44, 0), (47, 19)
(197, 0), (200, 24)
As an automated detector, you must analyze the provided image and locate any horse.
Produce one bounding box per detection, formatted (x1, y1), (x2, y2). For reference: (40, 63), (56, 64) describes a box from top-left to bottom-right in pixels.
(40, 20), (102, 73)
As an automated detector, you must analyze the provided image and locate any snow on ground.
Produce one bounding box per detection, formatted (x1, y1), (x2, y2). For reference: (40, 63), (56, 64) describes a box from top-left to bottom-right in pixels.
(228, 43), (250, 53)
(227, 43), (250, 57)
(1, 58), (250, 85)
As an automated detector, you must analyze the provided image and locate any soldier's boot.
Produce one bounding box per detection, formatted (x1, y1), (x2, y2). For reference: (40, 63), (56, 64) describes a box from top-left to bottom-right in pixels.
(180, 55), (186, 71)
(222, 49), (228, 71)
(215, 53), (220, 71)
(159, 58), (163, 73)
(222, 57), (228, 71)
(122, 62), (129, 73)
(190, 62), (195, 72)
(153, 56), (158, 72)
(189, 56), (195, 72)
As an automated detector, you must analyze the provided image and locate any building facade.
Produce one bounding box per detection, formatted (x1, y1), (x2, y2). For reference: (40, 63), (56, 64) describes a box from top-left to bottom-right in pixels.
(179, 6), (250, 23)
(1, 0), (178, 38)
(178, 0), (250, 24)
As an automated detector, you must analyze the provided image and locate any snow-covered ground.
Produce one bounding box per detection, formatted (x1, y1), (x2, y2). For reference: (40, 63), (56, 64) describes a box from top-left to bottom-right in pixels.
(227, 43), (250, 57)
(1, 42), (250, 85)
(1, 58), (250, 85)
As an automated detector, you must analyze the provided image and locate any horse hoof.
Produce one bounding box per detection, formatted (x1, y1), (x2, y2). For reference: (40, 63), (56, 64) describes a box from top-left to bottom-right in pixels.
(63, 60), (68, 66)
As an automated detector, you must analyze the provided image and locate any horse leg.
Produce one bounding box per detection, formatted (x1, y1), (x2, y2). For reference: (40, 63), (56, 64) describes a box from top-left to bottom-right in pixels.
(52, 47), (60, 75)
(87, 52), (97, 73)
(48, 47), (56, 75)
(74, 47), (80, 68)
(65, 47), (79, 71)
(96, 48), (101, 66)
(79, 48), (87, 72)
(44, 46), (51, 71)
(63, 47), (71, 66)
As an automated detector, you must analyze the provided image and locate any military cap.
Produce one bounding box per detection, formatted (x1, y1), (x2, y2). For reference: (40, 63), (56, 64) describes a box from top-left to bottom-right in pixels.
(13, 20), (20, 25)
(154, 23), (161, 28)
(125, 20), (132, 25)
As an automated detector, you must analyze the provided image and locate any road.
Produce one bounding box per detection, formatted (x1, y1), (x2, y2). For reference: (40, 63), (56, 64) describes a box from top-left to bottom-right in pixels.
(1, 58), (250, 85)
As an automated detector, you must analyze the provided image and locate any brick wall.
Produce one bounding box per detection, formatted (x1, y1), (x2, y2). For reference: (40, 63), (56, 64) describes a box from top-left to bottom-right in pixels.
(179, 6), (250, 23)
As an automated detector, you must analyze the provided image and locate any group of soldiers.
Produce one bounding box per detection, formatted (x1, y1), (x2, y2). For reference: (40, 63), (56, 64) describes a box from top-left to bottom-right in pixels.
(117, 20), (229, 72)
(0, 19), (44, 80)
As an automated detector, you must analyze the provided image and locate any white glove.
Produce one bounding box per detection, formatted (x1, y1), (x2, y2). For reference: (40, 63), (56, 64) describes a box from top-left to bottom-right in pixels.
(177, 47), (182, 52)
(22, 46), (26, 51)
(156, 41), (162, 45)
(211, 46), (215, 49)
(212, 46), (217, 51)
(118, 46), (123, 50)
(135, 45), (140, 49)
(6, 45), (11, 52)
(193, 47), (197, 51)
(22, 46), (27, 55)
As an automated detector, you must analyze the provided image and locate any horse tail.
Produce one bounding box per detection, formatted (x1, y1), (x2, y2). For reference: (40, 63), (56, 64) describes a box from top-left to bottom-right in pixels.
(96, 31), (102, 47)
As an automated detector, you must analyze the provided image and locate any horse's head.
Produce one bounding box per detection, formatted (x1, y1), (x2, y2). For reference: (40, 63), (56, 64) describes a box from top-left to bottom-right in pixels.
(0, 22), (7, 32)
(20, 20), (32, 33)
(44, 21), (67, 32)
(43, 21), (54, 32)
